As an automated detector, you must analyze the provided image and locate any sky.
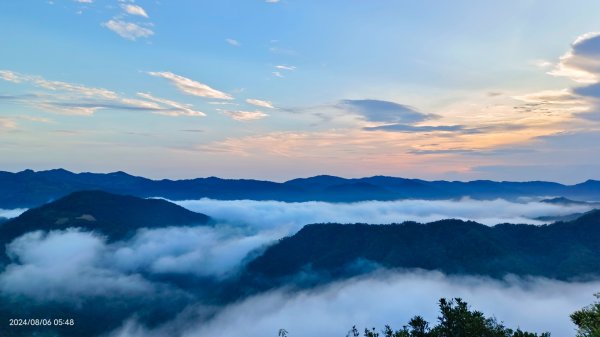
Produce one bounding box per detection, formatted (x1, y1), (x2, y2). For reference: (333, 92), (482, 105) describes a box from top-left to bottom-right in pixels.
(1, 0), (600, 182)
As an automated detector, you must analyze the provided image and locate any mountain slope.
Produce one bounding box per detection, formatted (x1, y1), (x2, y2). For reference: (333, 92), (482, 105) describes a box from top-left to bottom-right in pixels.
(1, 169), (600, 209)
(246, 210), (600, 281)
(0, 190), (211, 245)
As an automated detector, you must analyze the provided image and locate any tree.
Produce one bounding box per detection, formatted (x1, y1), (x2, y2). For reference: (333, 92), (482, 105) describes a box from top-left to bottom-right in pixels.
(351, 298), (549, 337)
(571, 293), (600, 337)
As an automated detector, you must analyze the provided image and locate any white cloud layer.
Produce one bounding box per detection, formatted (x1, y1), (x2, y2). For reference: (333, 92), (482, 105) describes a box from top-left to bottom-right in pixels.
(0, 208), (27, 219)
(5, 197), (589, 303)
(1, 199), (598, 336)
(0, 229), (154, 302)
(174, 198), (594, 230)
(110, 271), (600, 337)
(0, 224), (283, 301)
(111, 225), (285, 278)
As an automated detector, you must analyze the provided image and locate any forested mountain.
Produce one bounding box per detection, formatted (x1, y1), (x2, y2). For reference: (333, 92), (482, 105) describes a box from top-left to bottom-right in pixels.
(247, 210), (600, 282)
(1, 169), (600, 208)
(0, 190), (211, 245)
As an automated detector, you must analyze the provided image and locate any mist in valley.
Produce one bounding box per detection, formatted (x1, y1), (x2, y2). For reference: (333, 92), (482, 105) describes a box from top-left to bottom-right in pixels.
(0, 198), (597, 336)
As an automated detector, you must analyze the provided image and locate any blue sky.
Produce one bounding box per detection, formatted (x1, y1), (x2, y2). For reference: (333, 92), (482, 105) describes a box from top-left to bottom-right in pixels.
(1, 0), (600, 182)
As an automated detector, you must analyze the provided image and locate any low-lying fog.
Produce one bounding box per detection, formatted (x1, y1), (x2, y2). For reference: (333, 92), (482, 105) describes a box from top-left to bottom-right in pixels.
(175, 197), (594, 228)
(111, 271), (598, 337)
(0, 208), (26, 219)
(0, 198), (597, 336)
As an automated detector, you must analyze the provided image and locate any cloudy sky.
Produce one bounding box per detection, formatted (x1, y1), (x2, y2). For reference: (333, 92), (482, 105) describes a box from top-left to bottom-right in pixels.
(1, 0), (600, 182)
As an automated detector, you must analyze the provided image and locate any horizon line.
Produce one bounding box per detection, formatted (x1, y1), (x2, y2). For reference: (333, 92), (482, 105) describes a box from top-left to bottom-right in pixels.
(4, 167), (599, 186)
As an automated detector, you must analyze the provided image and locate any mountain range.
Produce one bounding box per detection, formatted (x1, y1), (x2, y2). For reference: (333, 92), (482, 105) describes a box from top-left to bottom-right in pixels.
(0, 190), (211, 253)
(2, 190), (599, 283)
(2, 168), (600, 209)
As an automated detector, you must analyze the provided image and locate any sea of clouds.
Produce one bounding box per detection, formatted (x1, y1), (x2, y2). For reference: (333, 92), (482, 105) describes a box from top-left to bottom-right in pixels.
(175, 197), (594, 228)
(110, 270), (598, 337)
(0, 198), (597, 336)
(0, 225), (285, 301)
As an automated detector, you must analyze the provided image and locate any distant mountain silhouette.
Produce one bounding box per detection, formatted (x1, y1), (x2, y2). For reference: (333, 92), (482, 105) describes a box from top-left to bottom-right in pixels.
(0, 190), (211, 246)
(540, 196), (598, 206)
(1, 169), (600, 208)
(246, 210), (600, 282)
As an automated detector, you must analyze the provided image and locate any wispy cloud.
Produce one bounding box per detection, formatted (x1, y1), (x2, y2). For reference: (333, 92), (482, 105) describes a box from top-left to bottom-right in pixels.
(0, 70), (22, 83)
(269, 46), (296, 55)
(36, 79), (117, 99)
(514, 89), (584, 105)
(18, 115), (53, 124)
(208, 101), (238, 106)
(225, 38), (240, 47)
(0, 118), (17, 130)
(363, 124), (466, 133)
(103, 19), (154, 41)
(532, 59), (553, 69)
(0, 70), (205, 117)
(148, 71), (233, 100)
(137, 92), (206, 117)
(2, 70), (118, 99)
(222, 110), (268, 121)
(122, 4), (149, 18)
(246, 99), (274, 109)
(273, 65), (296, 78)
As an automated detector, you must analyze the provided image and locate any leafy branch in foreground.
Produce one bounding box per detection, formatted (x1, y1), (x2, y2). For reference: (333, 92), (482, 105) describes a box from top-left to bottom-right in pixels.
(571, 293), (600, 337)
(349, 298), (550, 337)
(281, 294), (600, 337)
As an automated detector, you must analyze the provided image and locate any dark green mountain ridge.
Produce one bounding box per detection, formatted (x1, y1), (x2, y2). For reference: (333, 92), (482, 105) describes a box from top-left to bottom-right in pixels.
(247, 209), (600, 282)
(0, 190), (211, 246)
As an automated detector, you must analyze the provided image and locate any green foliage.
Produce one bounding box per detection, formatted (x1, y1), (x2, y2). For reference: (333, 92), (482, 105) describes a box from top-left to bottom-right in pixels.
(351, 298), (550, 337)
(249, 210), (600, 282)
(571, 293), (600, 337)
(0, 190), (210, 246)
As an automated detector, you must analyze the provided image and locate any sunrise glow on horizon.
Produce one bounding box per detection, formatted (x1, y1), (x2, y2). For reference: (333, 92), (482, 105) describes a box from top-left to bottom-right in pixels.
(2, 1), (600, 183)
